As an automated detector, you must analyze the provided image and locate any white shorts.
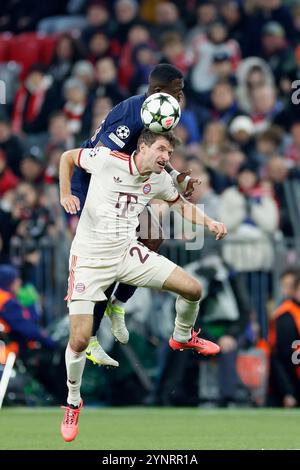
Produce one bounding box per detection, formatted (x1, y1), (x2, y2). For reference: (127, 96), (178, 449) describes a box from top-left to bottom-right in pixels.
(66, 240), (177, 314)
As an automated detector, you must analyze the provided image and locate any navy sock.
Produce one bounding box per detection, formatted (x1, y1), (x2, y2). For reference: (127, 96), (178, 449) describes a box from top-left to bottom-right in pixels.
(92, 283), (116, 336)
(92, 301), (107, 336)
(114, 283), (137, 303)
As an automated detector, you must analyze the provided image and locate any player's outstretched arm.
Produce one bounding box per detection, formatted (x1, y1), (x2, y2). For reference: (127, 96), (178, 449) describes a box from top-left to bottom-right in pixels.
(170, 195), (228, 240)
(59, 149), (81, 215)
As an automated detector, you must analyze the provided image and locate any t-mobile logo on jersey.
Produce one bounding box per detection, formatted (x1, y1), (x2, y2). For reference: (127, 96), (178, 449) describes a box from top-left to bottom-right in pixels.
(115, 192), (138, 218)
(291, 340), (300, 365)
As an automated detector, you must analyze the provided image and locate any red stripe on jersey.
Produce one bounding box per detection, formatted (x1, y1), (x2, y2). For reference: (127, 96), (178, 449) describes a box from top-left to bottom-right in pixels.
(110, 154), (129, 162)
(110, 150), (130, 159)
(129, 156), (133, 175)
(110, 152), (129, 162)
(64, 255), (78, 301)
(78, 148), (84, 168)
(68, 256), (77, 301)
(110, 151), (129, 160)
(110, 152), (129, 161)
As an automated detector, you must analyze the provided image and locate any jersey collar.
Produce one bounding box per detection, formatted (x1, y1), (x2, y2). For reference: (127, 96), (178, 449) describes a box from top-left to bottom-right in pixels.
(129, 151), (138, 176)
(129, 151), (151, 182)
(129, 151), (145, 178)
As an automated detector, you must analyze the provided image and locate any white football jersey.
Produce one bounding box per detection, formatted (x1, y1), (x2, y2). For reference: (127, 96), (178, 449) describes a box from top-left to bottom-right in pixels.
(70, 147), (179, 258)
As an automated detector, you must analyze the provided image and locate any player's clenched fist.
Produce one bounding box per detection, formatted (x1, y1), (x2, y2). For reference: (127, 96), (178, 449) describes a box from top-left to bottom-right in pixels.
(61, 195), (80, 214)
(207, 220), (228, 240)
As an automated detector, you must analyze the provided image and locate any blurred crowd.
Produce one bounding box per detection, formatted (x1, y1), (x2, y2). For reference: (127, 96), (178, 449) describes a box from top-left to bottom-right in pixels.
(0, 0), (300, 408)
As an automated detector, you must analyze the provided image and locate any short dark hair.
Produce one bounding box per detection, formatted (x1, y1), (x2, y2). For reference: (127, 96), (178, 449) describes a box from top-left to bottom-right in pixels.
(294, 276), (300, 290)
(213, 78), (233, 89)
(0, 117), (10, 126)
(27, 63), (47, 75)
(256, 125), (283, 146)
(49, 110), (67, 122)
(149, 63), (183, 85)
(290, 120), (300, 130)
(280, 267), (300, 280)
(137, 128), (180, 150)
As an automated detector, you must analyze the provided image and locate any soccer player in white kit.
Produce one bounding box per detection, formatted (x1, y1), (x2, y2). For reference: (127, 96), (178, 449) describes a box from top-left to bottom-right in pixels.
(59, 129), (227, 442)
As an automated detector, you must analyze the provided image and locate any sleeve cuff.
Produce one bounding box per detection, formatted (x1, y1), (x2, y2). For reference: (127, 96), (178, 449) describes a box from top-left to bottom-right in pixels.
(165, 193), (180, 203)
(77, 148), (84, 168)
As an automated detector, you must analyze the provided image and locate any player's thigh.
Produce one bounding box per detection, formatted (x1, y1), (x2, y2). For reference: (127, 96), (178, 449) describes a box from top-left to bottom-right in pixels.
(162, 266), (202, 301)
(70, 312), (93, 341)
(118, 241), (176, 289)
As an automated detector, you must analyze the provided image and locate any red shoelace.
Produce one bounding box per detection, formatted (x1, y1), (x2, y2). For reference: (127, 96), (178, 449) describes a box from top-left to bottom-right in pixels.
(61, 406), (80, 426)
(190, 329), (206, 346)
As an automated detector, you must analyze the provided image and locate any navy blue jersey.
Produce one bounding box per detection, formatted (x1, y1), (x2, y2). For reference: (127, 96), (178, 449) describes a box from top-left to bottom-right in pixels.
(71, 93), (146, 209)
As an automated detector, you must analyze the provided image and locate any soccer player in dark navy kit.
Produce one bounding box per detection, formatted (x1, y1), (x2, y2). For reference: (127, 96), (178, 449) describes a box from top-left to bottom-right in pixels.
(66, 64), (199, 366)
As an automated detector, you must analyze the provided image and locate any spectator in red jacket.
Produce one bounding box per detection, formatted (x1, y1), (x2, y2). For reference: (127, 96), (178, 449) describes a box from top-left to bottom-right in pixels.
(12, 64), (59, 135)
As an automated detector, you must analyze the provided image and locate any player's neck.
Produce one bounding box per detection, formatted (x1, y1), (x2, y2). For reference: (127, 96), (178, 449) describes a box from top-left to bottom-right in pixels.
(134, 152), (152, 176)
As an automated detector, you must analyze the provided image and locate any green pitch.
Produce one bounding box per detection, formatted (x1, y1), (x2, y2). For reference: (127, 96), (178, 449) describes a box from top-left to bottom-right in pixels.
(0, 408), (299, 450)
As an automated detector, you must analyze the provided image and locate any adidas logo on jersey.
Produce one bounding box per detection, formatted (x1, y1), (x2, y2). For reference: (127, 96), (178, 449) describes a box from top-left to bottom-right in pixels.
(113, 176), (122, 183)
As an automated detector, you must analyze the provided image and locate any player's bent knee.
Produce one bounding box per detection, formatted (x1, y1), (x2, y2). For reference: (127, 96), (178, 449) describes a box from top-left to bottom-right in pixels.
(69, 335), (90, 353)
(184, 279), (202, 301)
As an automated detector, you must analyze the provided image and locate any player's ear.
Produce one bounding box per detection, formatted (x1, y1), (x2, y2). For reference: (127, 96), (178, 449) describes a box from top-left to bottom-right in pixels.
(139, 142), (146, 152)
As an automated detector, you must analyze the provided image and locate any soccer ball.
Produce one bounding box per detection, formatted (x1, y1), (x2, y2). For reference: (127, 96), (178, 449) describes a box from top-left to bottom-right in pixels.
(140, 92), (181, 133)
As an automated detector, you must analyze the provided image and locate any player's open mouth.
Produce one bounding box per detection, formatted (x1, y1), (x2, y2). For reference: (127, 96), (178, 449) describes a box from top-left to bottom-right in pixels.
(157, 161), (165, 168)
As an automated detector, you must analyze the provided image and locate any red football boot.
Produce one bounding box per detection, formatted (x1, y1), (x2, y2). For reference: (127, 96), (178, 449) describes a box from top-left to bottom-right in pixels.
(169, 329), (220, 356)
(60, 399), (83, 442)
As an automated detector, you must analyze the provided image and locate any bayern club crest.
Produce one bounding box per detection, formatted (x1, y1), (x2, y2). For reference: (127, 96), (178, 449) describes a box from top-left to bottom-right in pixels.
(143, 183), (151, 194)
(75, 282), (86, 293)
